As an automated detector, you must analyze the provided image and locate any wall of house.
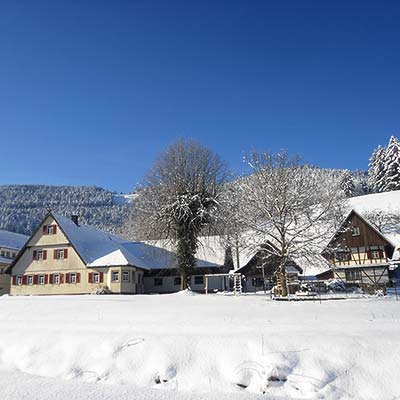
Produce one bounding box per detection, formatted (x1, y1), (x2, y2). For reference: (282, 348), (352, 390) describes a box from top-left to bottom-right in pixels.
(327, 245), (389, 267)
(0, 273), (10, 295)
(11, 265), (143, 295)
(333, 266), (390, 285)
(143, 273), (224, 294)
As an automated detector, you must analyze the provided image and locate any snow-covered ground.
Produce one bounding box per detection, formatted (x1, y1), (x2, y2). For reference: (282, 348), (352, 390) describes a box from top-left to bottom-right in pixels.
(1, 293), (400, 400)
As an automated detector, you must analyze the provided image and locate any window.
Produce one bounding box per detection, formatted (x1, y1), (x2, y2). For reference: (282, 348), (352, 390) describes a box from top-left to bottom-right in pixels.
(351, 227), (360, 236)
(154, 277), (163, 286)
(174, 276), (181, 286)
(111, 271), (119, 282)
(370, 250), (381, 259)
(53, 274), (60, 284)
(122, 271), (129, 282)
(43, 224), (57, 235)
(5, 251), (10, 258)
(0, 251), (4, 257)
(38, 275), (45, 285)
(17, 276), (22, 285)
(93, 273), (99, 283)
(345, 270), (361, 281)
(12, 253), (16, 258)
(69, 273), (76, 284)
(252, 277), (265, 287)
(57, 249), (65, 260)
(337, 252), (352, 262)
(37, 250), (44, 261)
(194, 276), (204, 285)
(27, 275), (33, 285)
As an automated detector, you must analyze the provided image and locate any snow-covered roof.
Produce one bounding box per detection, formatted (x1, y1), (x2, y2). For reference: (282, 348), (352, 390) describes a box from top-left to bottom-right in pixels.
(52, 213), (217, 270)
(0, 229), (28, 250)
(144, 191), (400, 276)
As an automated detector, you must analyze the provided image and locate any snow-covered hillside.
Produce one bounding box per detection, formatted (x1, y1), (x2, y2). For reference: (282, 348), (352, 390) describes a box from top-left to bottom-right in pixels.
(0, 185), (134, 235)
(0, 293), (399, 400)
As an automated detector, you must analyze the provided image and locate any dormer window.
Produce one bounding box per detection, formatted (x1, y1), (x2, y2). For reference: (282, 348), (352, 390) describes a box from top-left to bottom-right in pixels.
(351, 226), (360, 236)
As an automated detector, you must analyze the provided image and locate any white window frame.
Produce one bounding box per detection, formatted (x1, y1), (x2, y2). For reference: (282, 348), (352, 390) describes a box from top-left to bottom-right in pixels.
(56, 249), (65, 260)
(53, 274), (60, 284)
(111, 271), (119, 282)
(27, 275), (33, 285)
(351, 226), (360, 236)
(93, 273), (99, 283)
(122, 271), (129, 282)
(371, 250), (381, 259)
(46, 225), (54, 235)
(37, 250), (44, 261)
(38, 275), (45, 285)
(69, 273), (76, 284)
(17, 275), (22, 285)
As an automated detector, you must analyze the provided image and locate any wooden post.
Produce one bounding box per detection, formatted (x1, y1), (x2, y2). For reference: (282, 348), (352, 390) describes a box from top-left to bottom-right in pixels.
(205, 276), (208, 294)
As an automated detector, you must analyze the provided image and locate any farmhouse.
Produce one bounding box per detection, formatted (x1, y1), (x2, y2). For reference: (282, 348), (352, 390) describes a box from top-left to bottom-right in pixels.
(0, 229), (28, 295)
(9, 211), (222, 295)
(320, 210), (397, 289)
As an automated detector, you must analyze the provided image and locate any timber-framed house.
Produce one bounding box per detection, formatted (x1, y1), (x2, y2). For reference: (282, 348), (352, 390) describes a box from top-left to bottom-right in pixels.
(321, 210), (395, 288)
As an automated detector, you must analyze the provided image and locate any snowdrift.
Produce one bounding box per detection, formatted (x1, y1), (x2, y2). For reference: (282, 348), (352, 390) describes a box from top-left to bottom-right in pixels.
(0, 294), (400, 399)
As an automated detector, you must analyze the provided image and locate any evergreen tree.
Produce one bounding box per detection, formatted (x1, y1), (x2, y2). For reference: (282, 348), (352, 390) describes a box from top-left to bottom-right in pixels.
(223, 246), (234, 271)
(368, 145), (386, 192)
(383, 136), (400, 191)
(340, 170), (355, 197)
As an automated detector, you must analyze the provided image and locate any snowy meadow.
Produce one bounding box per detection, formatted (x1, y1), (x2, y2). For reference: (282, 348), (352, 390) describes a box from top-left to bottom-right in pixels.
(0, 293), (399, 400)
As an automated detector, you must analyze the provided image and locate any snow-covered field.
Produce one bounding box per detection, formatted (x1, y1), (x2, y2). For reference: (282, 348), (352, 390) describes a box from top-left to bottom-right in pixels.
(1, 293), (400, 400)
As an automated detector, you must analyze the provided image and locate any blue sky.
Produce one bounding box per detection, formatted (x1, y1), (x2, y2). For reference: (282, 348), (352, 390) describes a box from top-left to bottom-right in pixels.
(0, 0), (399, 192)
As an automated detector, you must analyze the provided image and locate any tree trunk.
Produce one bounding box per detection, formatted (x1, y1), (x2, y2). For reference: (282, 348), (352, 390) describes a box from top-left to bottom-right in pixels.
(180, 273), (188, 290)
(279, 262), (288, 297)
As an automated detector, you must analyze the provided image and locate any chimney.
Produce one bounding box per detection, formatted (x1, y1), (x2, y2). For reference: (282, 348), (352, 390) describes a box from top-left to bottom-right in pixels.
(71, 215), (79, 225)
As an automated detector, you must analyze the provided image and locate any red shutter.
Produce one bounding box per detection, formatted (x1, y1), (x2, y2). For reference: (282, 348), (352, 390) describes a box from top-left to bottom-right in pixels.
(366, 250), (372, 259)
(88, 272), (93, 283)
(64, 249), (68, 259)
(100, 272), (104, 283)
(379, 250), (384, 258)
(12, 276), (17, 285)
(60, 273), (64, 284)
(22, 275), (27, 285)
(66, 273), (70, 283)
(54, 249), (58, 259)
(42, 226), (47, 235)
(33, 275), (38, 284)
(33, 250), (37, 260)
(43, 250), (47, 260)
(44, 274), (48, 284)
(53, 225), (57, 234)
(49, 274), (53, 284)
(76, 273), (80, 283)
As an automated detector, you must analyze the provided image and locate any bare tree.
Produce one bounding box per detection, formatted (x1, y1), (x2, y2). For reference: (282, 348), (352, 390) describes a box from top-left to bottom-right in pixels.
(362, 210), (400, 234)
(128, 139), (228, 289)
(237, 151), (345, 296)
